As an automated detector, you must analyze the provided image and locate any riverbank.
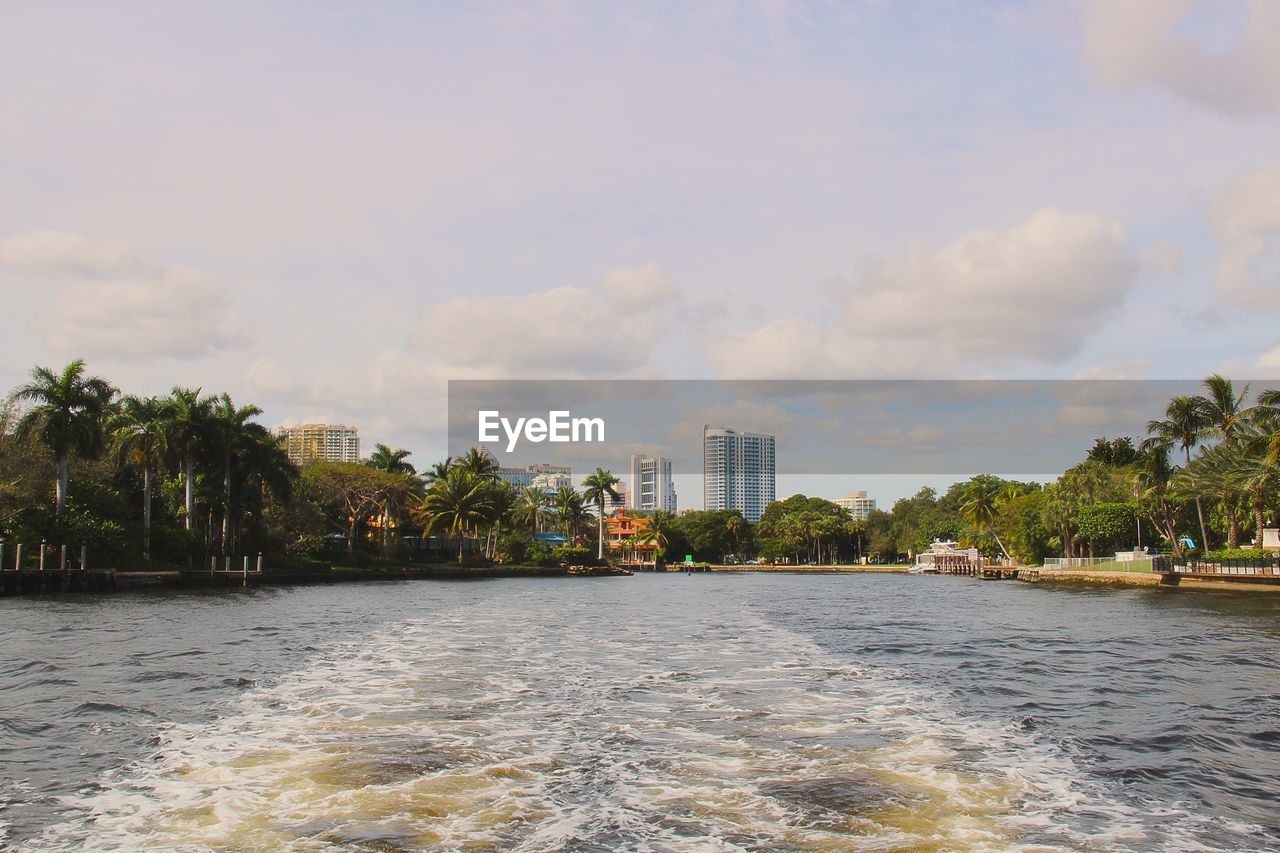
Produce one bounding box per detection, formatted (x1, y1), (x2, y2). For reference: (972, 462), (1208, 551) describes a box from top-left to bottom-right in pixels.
(709, 564), (909, 573)
(1026, 569), (1280, 593)
(113, 564), (570, 590)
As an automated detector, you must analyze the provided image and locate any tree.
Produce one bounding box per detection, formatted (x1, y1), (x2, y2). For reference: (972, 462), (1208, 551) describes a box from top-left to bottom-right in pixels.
(1148, 395), (1211, 550)
(305, 462), (400, 557)
(581, 468), (622, 560)
(512, 486), (549, 533)
(366, 443), (417, 552)
(164, 387), (213, 534)
(957, 475), (1011, 560)
(452, 447), (498, 479)
(12, 359), (117, 515)
(416, 466), (499, 561)
(108, 395), (169, 559)
(208, 394), (267, 553)
(647, 509), (676, 565)
(553, 485), (590, 539)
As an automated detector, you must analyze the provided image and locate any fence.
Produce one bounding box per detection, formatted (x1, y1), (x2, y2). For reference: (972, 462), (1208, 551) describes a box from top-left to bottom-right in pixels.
(1164, 557), (1280, 578)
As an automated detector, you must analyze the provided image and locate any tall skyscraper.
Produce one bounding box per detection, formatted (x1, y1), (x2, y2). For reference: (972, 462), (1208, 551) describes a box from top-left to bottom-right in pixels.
(702, 425), (775, 522)
(629, 454), (677, 512)
(278, 423), (360, 464)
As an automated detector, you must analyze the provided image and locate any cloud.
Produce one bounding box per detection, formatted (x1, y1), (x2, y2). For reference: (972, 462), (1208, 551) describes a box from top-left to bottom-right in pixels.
(1257, 343), (1280, 370)
(410, 265), (681, 377)
(707, 209), (1143, 378)
(1078, 0), (1280, 115)
(1209, 160), (1280, 306)
(0, 229), (241, 361)
(0, 229), (156, 278)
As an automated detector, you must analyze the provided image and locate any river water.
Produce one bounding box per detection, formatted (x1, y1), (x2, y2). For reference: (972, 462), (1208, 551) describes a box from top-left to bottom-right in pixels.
(1, 573), (1277, 851)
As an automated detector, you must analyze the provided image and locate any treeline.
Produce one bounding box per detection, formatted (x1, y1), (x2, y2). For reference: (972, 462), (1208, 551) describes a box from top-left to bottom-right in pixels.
(4, 363), (1278, 569)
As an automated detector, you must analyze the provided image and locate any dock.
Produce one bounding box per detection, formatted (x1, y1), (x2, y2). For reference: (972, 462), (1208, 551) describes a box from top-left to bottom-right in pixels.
(0, 567), (117, 595)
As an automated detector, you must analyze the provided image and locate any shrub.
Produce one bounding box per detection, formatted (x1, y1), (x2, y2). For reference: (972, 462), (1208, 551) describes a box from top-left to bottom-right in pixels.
(1205, 547), (1270, 562)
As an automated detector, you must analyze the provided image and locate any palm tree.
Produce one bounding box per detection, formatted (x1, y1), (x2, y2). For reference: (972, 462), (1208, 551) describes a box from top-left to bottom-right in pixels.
(423, 457), (453, 486)
(581, 468), (622, 560)
(163, 387), (213, 533)
(1198, 374), (1250, 440)
(417, 467), (498, 561)
(108, 395), (169, 559)
(209, 394), (267, 553)
(12, 360), (117, 516)
(648, 509), (676, 566)
(367, 443), (418, 552)
(512, 486), (549, 533)
(553, 485), (589, 539)
(958, 477), (1010, 560)
(1148, 395), (1211, 551)
(452, 447), (499, 479)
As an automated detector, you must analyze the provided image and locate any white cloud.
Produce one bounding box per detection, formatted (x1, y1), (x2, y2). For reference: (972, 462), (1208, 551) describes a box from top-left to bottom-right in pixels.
(1257, 343), (1280, 370)
(707, 209), (1143, 378)
(0, 229), (156, 278)
(1209, 160), (1280, 306)
(1078, 0), (1280, 115)
(0, 229), (241, 361)
(410, 265), (682, 377)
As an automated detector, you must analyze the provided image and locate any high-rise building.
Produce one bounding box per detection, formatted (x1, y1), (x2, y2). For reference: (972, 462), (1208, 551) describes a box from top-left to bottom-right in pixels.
(703, 425), (775, 522)
(278, 423), (360, 464)
(834, 489), (877, 520)
(629, 454), (677, 512)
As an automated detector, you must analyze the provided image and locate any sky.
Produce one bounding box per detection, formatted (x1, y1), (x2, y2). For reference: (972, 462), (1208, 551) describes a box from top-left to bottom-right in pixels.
(2, 0), (1280, 506)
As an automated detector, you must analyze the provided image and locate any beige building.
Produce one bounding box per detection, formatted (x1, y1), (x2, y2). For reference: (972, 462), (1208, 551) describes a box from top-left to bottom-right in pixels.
(834, 489), (877, 520)
(278, 423), (360, 464)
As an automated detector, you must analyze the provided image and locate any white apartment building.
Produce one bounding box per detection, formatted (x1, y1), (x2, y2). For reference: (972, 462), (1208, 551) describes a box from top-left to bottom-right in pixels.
(834, 489), (877, 520)
(278, 423), (360, 464)
(703, 425), (775, 522)
(498, 463), (572, 491)
(629, 454), (677, 512)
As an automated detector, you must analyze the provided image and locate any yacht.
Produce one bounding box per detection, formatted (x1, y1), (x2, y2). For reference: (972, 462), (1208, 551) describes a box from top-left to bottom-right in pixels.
(909, 540), (982, 574)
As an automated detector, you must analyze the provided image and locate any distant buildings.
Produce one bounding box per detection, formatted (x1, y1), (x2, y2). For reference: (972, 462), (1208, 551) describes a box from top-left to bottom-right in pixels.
(629, 454), (677, 512)
(703, 425), (775, 522)
(834, 489), (877, 520)
(278, 423), (360, 464)
(497, 463), (572, 492)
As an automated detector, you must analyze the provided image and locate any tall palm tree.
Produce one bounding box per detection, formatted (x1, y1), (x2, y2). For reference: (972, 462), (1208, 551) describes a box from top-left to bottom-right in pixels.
(1198, 374), (1249, 440)
(367, 443), (418, 552)
(209, 394), (267, 553)
(108, 395), (170, 559)
(581, 468), (622, 560)
(958, 477), (1010, 560)
(553, 485), (589, 539)
(423, 457), (453, 486)
(368, 443), (416, 475)
(417, 466), (498, 561)
(164, 387), (213, 533)
(13, 359), (117, 516)
(452, 447), (499, 479)
(1148, 395), (1211, 550)
(512, 486), (549, 533)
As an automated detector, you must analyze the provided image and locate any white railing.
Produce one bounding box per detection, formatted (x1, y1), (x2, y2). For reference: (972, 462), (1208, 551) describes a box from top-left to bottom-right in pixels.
(1042, 557), (1112, 569)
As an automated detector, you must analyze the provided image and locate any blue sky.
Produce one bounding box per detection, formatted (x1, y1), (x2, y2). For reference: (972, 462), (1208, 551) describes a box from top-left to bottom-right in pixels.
(2, 0), (1279, 504)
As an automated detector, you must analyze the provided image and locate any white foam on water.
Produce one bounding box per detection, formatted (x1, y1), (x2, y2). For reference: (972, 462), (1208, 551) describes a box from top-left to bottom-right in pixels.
(28, 594), (1211, 851)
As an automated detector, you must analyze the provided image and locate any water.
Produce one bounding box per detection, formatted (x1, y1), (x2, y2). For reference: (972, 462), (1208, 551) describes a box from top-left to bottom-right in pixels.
(1, 574), (1277, 850)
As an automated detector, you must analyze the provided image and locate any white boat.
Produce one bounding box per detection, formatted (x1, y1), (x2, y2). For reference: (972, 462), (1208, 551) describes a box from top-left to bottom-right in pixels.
(909, 540), (982, 574)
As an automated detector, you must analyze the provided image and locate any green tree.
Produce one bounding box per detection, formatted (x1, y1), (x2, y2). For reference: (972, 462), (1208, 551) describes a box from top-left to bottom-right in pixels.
(581, 468), (622, 560)
(1147, 394), (1211, 550)
(416, 466), (499, 561)
(512, 486), (549, 533)
(107, 395), (169, 559)
(12, 359), (117, 516)
(366, 443), (417, 552)
(163, 387), (214, 534)
(208, 394), (268, 553)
